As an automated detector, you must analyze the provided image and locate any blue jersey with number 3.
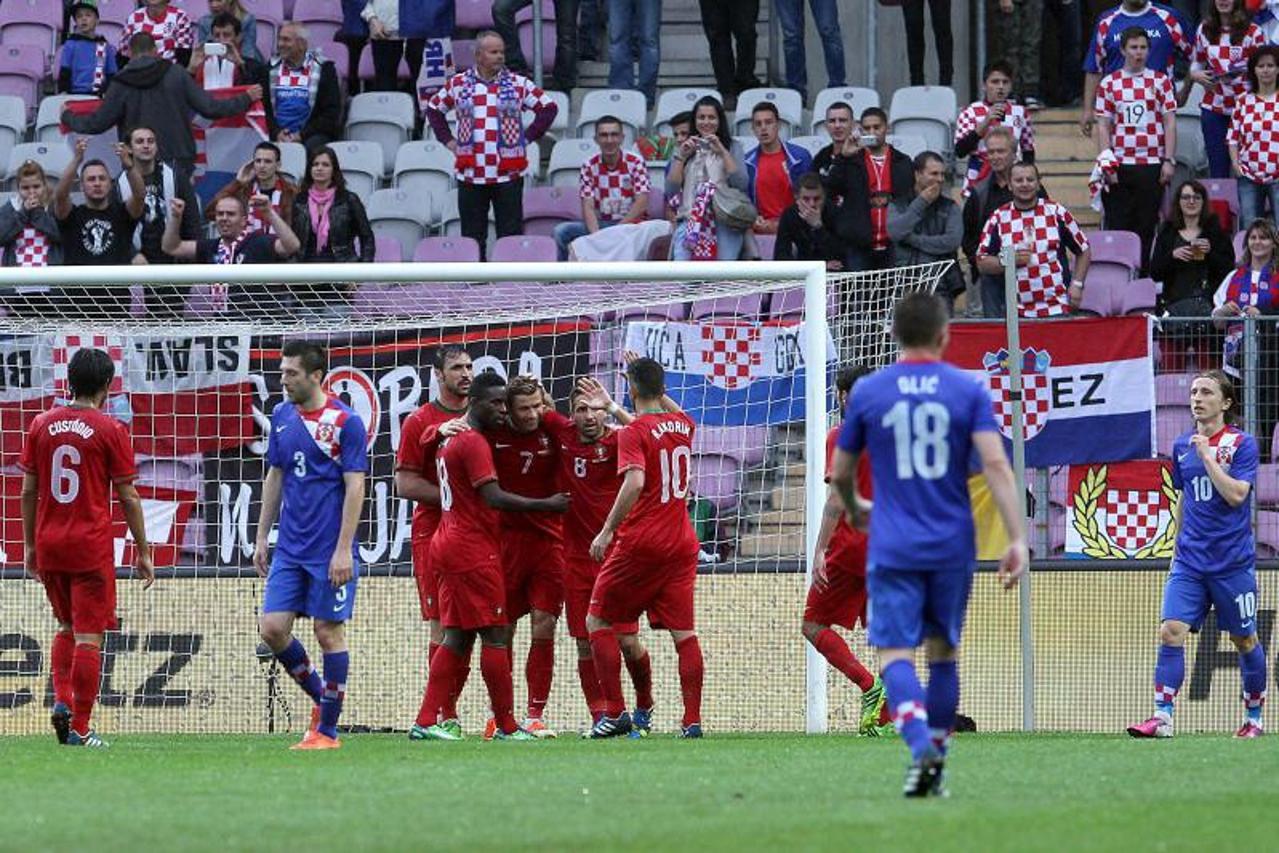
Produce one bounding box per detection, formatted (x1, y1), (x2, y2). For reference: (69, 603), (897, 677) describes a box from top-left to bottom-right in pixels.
(838, 360), (999, 572)
(1170, 426), (1256, 575)
(266, 397), (368, 570)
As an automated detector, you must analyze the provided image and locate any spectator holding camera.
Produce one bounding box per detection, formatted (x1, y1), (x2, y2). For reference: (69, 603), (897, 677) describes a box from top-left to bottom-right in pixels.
(195, 0), (262, 64)
(192, 13), (269, 92)
(826, 107), (914, 272)
(665, 95), (750, 260)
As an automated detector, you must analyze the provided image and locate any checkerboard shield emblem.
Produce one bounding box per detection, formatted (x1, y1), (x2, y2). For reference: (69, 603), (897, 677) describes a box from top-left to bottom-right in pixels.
(700, 324), (763, 390)
(982, 347), (1052, 442)
(1101, 487), (1165, 552)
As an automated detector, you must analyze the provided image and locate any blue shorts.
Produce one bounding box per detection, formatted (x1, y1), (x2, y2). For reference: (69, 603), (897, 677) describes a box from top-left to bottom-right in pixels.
(1162, 562), (1259, 638)
(263, 561), (359, 622)
(866, 564), (974, 650)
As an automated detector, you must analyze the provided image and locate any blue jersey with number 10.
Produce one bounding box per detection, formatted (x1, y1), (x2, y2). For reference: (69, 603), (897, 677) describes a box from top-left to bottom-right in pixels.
(266, 397), (368, 570)
(838, 360), (999, 572)
(1170, 426), (1257, 575)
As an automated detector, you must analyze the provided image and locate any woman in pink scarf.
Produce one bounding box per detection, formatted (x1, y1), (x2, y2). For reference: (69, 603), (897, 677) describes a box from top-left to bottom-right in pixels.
(290, 146), (375, 312)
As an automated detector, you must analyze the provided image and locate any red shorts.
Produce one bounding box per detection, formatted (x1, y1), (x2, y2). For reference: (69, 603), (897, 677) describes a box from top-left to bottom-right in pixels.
(42, 568), (118, 634)
(500, 531), (564, 621)
(564, 557), (638, 639)
(437, 557), (507, 630)
(412, 537), (439, 622)
(589, 543), (697, 631)
(803, 536), (869, 630)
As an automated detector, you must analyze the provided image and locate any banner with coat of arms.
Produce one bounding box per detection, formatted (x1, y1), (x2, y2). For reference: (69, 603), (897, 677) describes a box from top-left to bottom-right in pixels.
(945, 316), (1156, 467)
(1065, 461), (1179, 559)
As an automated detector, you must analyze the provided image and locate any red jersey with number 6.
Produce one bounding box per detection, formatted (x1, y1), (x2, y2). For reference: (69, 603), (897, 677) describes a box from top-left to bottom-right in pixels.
(614, 411), (698, 559)
(18, 405), (138, 574)
(430, 430), (501, 572)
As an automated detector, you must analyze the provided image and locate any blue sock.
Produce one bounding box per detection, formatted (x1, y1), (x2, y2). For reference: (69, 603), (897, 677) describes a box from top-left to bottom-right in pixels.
(275, 638), (324, 704)
(925, 661), (959, 756)
(319, 651), (349, 739)
(1240, 644), (1267, 724)
(1153, 644), (1184, 716)
(881, 659), (932, 761)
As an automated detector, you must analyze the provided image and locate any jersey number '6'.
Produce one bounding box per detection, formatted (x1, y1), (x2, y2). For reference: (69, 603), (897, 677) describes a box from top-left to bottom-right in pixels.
(50, 445), (81, 504)
(882, 400), (951, 481)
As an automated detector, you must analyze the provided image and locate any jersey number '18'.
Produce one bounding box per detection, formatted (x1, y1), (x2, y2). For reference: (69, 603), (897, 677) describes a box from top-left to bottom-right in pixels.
(882, 400), (951, 481)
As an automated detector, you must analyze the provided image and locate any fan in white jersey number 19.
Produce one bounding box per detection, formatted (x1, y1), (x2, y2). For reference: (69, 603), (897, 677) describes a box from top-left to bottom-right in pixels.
(660, 446), (692, 503)
(882, 400), (951, 480)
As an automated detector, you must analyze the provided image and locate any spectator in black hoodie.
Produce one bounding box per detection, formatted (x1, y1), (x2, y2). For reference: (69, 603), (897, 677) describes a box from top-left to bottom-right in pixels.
(774, 173), (844, 268)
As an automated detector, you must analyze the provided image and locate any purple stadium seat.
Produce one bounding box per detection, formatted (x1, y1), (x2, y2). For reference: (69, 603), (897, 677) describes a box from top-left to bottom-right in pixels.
(769, 287), (839, 321)
(457, 0), (495, 29)
(1155, 372), (1195, 407)
(0, 45), (45, 118)
(515, 1), (556, 74)
(353, 283), (473, 319)
(1121, 277), (1157, 315)
(690, 293), (766, 320)
(522, 186), (580, 236)
(1201, 178), (1240, 232)
(694, 426), (767, 467)
(292, 0), (343, 44)
(690, 453), (741, 511)
(0, 0), (61, 54)
(753, 233), (777, 259)
(414, 236), (482, 263)
(359, 44), (412, 84)
(1155, 407), (1185, 455)
(1256, 463), (1279, 508)
(646, 189), (667, 221)
(607, 302), (690, 322)
(646, 234), (672, 260)
(374, 235), (403, 262)
(239, 0), (284, 59)
(318, 40), (349, 88)
(1087, 230), (1142, 274)
(1048, 466), (1068, 507)
(1080, 265), (1128, 316)
(1049, 505), (1067, 555)
(490, 234), (557, 262)
(453, 39), (476, 72)
(1256, 511), (1279, 557)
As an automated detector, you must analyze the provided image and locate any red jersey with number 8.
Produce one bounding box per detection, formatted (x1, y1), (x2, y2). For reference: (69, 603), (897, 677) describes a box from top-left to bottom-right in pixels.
(18, 405), (138, 574)
(614, 411), (698, 558)
(430, 430), (501, 572)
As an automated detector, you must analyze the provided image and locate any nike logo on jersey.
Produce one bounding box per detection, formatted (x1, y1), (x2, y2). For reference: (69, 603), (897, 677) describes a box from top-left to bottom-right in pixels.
(495, 443), (512, 449)
(1178, 451), (1191, 463)
(276, 425), (287, 433)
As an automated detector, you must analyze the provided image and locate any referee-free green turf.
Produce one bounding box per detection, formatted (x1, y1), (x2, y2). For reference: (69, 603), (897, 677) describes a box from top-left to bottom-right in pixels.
(1, 732), (1272, 851)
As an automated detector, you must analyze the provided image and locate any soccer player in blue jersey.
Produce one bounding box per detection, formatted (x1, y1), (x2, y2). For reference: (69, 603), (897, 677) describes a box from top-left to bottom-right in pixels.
(1128, 370), (1268, 739)
(831, 293), (1028, 797)
(253, 341), (368, 750)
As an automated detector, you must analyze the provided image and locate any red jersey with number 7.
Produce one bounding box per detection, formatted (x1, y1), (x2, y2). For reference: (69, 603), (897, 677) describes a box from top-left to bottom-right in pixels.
(18, 405), (138, 574)
(614, 411), (698, 559)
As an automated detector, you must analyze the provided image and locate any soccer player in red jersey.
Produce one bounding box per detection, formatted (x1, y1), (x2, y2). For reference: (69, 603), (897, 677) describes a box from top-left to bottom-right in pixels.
(802, 365), (892, 736)
(414, 371), (569, 741)
(485, 375), (568, 738)
(587, 357), (705, 738)
(19, 348), (154, 748)
(543, 380), (655, 732)
(396, 346), (472, 738)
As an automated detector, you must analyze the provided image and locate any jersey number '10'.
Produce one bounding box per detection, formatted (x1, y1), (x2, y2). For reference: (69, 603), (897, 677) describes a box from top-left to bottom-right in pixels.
(882, 400), (951, 481)
(659, 446), (691, 503)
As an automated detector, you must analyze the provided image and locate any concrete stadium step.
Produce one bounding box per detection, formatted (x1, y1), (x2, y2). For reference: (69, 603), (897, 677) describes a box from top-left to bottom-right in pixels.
(736, 527), (805, 558)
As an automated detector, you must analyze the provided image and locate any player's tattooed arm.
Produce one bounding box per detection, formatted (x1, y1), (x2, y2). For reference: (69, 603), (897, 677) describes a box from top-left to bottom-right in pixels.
(478, 481), (570, 514)
(253, 466), (284, 579)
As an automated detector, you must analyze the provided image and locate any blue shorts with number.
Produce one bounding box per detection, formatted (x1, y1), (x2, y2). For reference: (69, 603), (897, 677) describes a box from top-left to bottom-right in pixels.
(1162, 562), (1258, 637)
(866, 564), (974, 649)
(263, 560), (359, 622)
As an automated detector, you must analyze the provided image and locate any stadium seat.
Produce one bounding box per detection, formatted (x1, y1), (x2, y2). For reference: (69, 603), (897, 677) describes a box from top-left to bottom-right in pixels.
(345, 92), (416, 175)
(94, 0), (135, 45)
(0, 95), (26, 175)
(491, 234), (558, 262)
(7, 142), (72, 187)
(277, 141), (307, 185)
(515, 1), (556, 74)
(240, 0), (285, 62)
(889, 85), (958, 159)
(367, 188), (430, 260)
(734, 135), (757, 155)
(654, 88), (721, 135)
(373, 235), (403, 263)
(353, 282), (475, 319)
(1088, 230), (1142, 276)
(36, 95), (95, 146)
(456, 0), (495, 29)
(1121, 278), (1158, 315)
(316, 40), (349, 93)
(752, 233), (776, 259)
(0, 44), (45, 119)
(694, 426), (768, 466)
(0, 0), (61, 55)
(608, 302), (689, 322)
(733, 88), (804, 139)
(1234, 230), (1246, 262)
(645, 188), (667, 221)
(887, 133), (929, 160)
(768, 286), (838, 320)
(527, 89), (570, 143)
(524, 139), (542, 182)
(414, 235), (482, 263)
(547, 138), (599, 188)
(1155, 407), (1184, 455)
(810, 86), (879, 135)
(786, 135), (828, 158)
(689, 452), (742, 511)
(1256, 510), (1279, 556)
(291, 0), (344, 45)
(358, 44), (411, 86)
(1201, 178), (1240, 232)
(521, 186), (580, 236)
(330, 140), (384, 201)
(577, 89), (647, 146)
(1255, 463), (1279, 508)
(1048, 466), (1068, 508)
(690, 293), (765, 321)
(437, 190), (497, 244)
(393, 140), (454, 222)
(645, 234), (671, 260)
(453, 38), (476, 72)
(1174, 85), (1208, 176)
(1155, 372), (1195, 407)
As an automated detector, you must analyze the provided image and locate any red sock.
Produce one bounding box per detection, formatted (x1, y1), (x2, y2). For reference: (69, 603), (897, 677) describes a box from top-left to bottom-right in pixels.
(444, 659), (470, 722)
(70, 642), (101, 735)
(481, 644), (519, 733)
(625, 650), (654, 710)
(577, 657), (605, 718)
(525, 637), (555, 719)
(675, 635), (704, 728)
(416, 644), (463, 728)
(811, 628), (875, 691)
(589, 628), (626, 717)
(51, 631), (75, 707)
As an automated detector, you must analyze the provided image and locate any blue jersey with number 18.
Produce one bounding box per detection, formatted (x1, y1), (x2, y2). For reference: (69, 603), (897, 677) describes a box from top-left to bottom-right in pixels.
(1170, 426), (1256, 575)
(838, 360), (999, 572)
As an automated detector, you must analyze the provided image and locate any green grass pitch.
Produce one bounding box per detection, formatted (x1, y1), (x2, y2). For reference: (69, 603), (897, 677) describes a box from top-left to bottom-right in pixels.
(3, 732), (1273, 851)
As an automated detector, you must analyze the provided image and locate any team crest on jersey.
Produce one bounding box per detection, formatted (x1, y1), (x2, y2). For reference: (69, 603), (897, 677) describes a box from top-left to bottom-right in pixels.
(1216, 444), (1236, 468)
(315, 422), (335, 444)
(982, 347), (1052, 441)
(1066, 462), (1178, 559)
(595, 444), (608, 460)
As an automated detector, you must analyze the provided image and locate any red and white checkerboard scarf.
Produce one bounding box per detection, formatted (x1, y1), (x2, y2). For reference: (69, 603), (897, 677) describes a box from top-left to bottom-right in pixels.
(683, 182), (718, 261)
(215, 230), (249, 265)
(454, 68), (527, 174)
(91, 40), (108, 94)
(16, 226), (49, 267)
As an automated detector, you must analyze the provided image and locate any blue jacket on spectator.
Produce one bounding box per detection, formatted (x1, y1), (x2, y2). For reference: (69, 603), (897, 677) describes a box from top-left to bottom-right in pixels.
(742, 141), (813, 205)
(58, 33), (118, 96)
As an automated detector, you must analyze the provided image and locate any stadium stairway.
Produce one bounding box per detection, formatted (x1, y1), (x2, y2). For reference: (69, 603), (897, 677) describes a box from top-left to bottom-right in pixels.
(1033, 108), (1101, 231)
(737, 423), (805, 559)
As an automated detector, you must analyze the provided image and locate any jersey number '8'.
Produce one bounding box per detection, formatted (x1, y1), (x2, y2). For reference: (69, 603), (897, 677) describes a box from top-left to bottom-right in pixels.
(882, 400), (951, 481)
(436, 456), (453, 511)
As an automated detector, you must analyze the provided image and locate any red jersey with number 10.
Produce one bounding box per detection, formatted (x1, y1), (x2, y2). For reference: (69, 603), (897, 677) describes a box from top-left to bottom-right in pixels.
(431, 430), (501, 571)
(614, 411), (698, 558)
(18, 405), (138, 574)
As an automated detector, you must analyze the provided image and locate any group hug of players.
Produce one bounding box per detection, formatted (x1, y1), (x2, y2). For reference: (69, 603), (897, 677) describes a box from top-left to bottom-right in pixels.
(16, 292), (1268, 795)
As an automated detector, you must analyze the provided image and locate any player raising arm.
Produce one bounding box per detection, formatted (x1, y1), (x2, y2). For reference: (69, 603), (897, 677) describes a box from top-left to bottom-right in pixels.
(20, 348), (153, 748)
(254, 341), (368, 751)
(831, 293), (1027, 797)
(413, 372), (569, 741)
(587, 358), (705, 739)
(1128, 370), (1267, 740)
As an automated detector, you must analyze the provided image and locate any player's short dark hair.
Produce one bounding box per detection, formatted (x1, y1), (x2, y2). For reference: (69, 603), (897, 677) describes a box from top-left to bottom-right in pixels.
(433, 345), (468, 372)
(569, 380), (591, 407)
(594, 114), (624, 134)
(825, 101), (854, 120)
(983, 59), (1015, 80)
(254, 141), (281, 161)
(860, 106), (888, 126)
(794, 172), (824, 196)
(669, 110), (693, 130)
(128, 32), (157, 56)
(751, 101), (779, 121)
(626, 357), (665, 399)
(211, 12), (241, 34)
(281, 340), (326, 377)
(1120, 26), (1149, 48)
(506, 375), (542, 403)
(835, 364), (872, 395)
(470, 370), (507, 400)
(1196, 369), (1238, 423)
(892, 292), (949, 348)
(67, 348), (115, 400)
